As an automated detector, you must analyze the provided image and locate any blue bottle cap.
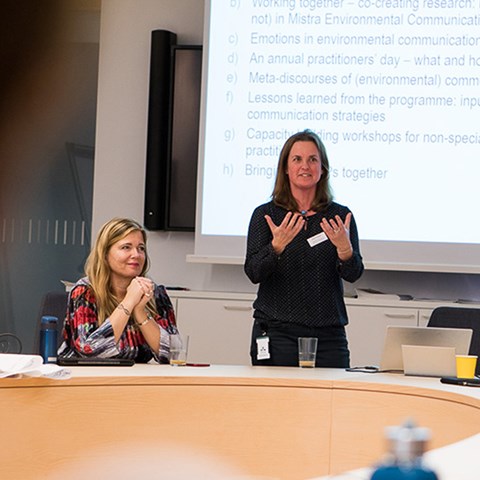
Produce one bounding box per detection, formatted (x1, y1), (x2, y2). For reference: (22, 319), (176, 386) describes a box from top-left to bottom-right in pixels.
(41, 316), (58, 324)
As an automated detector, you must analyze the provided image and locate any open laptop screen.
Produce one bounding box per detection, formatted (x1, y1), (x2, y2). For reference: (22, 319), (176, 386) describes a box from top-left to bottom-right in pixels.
(380, 326), (472, 372)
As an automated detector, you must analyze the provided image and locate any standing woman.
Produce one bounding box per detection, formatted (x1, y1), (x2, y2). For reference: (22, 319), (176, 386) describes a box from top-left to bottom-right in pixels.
(244, 130), (364, 367)
(58, 218), (177, 363)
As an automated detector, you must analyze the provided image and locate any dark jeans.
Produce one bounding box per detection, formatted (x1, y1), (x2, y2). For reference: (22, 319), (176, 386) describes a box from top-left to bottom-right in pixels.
(250, 319), (350, 368)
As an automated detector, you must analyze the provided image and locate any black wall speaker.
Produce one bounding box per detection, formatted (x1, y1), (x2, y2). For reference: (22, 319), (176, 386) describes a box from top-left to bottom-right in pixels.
(144, 29), (177, 230)
(166, 45), (202, 231)
(144, 30), (202, 231)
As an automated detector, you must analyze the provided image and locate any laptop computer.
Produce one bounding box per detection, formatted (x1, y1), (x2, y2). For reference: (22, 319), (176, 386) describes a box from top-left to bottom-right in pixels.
(379, 326), (472, 373)
(57, 357), (134, 367)
(401, 344), (457, 377)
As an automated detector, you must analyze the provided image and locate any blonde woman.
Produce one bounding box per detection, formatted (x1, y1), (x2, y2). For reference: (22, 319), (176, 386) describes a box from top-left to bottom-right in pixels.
(58, 218), (177, 363)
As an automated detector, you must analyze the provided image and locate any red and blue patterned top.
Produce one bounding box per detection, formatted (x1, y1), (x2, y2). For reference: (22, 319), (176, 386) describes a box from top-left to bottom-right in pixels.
(57, 277), (177, 363)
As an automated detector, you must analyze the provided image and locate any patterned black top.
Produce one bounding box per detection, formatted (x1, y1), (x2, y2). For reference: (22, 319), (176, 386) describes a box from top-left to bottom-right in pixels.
(57, 277), (178, 363)
(244, 201), (364, 328)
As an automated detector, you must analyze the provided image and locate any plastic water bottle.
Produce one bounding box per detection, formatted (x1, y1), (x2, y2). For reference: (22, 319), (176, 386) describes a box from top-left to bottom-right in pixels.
(40, 316), (58, 364)
(370, 419), (438, 480)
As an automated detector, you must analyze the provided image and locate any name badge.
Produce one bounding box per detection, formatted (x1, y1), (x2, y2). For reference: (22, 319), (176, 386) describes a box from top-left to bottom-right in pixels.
(256, 336), (270, 360)
(307, 232), (327, 247)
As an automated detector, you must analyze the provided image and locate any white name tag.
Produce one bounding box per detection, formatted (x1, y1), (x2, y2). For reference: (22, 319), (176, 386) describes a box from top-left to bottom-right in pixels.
(307, 232), (327, 247)
(256, 336), (270, 360)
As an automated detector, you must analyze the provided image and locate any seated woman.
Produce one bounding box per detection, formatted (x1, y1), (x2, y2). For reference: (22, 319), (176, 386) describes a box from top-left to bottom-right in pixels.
(58, 217), (177, 363)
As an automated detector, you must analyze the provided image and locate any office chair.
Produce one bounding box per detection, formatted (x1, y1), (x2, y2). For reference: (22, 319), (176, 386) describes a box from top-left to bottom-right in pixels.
(0, 333), (22, 353)
(34, 291), (69, 354)
(427, 306), (480, 375)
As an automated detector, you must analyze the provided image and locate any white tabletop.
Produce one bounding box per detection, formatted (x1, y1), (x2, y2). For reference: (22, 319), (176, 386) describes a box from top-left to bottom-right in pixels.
(62, 364), (480, 400)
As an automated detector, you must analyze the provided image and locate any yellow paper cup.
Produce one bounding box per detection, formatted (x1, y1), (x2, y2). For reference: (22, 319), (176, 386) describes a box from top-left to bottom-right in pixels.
(456, 355), (477, 379)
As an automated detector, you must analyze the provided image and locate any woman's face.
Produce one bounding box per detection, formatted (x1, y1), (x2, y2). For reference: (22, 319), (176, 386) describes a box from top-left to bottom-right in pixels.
(286, 141), (322, 192)
(107, 230), (146, 282)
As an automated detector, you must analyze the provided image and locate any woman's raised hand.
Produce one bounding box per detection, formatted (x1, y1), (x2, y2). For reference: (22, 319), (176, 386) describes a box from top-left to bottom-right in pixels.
(265, 212), (305, 255)
(320, 213), (353, 259)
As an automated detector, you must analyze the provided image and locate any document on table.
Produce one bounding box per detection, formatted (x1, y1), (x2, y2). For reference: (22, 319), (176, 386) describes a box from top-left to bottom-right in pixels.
(0, 353), (71, 379)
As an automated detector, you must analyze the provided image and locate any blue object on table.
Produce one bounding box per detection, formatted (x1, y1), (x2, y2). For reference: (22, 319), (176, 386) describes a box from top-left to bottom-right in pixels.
(370, 420), (438, 480)
(39, 316), (58, 364)
(371, 465), (438, 479)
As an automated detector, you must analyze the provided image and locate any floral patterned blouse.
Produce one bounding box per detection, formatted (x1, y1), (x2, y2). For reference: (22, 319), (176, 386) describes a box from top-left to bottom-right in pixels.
(57, 277), (178, 363)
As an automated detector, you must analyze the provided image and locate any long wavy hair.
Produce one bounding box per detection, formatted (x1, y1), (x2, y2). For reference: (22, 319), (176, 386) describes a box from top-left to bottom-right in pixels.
(85, 218), (154, 325)
(272, 129), (333, 212)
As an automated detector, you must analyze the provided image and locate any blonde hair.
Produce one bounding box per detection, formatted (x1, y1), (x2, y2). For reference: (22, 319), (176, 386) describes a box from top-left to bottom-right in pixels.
(85, 218), (153, 325)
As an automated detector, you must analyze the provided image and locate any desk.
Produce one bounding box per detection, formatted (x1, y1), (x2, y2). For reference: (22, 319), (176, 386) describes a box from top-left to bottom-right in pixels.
(0, 366), (479, 479)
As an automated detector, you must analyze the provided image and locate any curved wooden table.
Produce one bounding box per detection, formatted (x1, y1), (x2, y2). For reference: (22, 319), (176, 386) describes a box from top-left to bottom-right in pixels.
(0, 365), (478, 479)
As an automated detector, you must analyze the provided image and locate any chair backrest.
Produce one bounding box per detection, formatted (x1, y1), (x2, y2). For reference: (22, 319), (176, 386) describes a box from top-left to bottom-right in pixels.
(427, 306), (480, 375)
(34, 291), (69, 354)
(0, 333), (22, 353)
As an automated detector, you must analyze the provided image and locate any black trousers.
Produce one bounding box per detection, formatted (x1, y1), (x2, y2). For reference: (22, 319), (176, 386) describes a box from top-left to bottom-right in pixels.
(250, 319), (350, 368)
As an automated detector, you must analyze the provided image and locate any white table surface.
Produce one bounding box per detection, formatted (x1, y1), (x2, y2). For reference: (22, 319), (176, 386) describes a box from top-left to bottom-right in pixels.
(62, 363), (480, 399)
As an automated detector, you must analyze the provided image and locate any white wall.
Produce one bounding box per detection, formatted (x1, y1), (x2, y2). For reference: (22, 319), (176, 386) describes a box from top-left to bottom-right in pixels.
(93, 0), (480, 301)
(93, 0), (251, 292)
